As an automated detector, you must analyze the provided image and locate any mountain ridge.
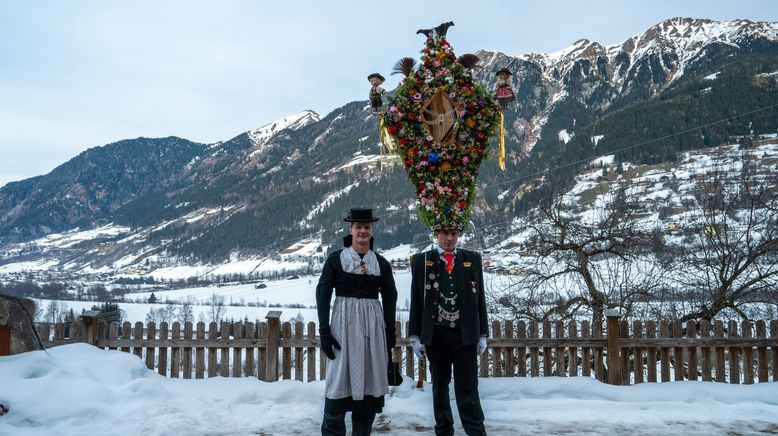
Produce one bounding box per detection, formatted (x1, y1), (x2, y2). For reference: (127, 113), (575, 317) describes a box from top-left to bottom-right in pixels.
(1, 17), (777, 275)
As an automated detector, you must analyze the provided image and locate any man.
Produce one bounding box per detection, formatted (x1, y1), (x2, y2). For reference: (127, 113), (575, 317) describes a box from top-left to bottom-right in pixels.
(409, 228), (488, 436)
(317, 207), (398, 436)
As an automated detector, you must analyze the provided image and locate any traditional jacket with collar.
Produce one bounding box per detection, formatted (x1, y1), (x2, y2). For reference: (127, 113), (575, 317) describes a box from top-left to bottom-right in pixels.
(316, 248), (397, 331)
(408, 248), (488, 346)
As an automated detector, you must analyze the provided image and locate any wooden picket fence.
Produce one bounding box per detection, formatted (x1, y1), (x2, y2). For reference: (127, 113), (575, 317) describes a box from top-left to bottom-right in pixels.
(36, 313), (778, 385)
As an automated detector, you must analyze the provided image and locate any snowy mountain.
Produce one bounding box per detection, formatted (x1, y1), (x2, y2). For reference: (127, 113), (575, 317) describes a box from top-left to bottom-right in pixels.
(474, 17), (778, 155)
(0, 137), (208, 241)
(0, 111), (321, 243)
(0, 17), (777, 281)
(248, 110), (321, 148)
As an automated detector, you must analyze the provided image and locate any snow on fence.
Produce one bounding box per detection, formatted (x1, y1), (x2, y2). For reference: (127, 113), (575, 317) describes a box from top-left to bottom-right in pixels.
(36, 313), (778, 385)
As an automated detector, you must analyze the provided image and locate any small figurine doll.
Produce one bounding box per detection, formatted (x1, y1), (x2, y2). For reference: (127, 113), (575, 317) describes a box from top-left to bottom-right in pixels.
(494, 68), (515, 109)
(368, 73), (386, 113)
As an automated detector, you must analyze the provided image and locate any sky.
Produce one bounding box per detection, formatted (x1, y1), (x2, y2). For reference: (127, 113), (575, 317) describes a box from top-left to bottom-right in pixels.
(1, 343), (776, 435)
(1, 1), (777, 188)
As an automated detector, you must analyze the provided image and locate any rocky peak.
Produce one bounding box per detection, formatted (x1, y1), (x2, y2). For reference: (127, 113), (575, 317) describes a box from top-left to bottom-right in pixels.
(470, 18), (778, 156)
(248, 110), (321, 147)
(626, 17), (777, 59)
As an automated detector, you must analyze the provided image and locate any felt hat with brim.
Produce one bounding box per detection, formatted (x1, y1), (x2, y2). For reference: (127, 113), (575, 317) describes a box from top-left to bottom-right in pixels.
(368, 73), (386, 82)
(495, 68), (512, 76)
(344, 208), (379, 222)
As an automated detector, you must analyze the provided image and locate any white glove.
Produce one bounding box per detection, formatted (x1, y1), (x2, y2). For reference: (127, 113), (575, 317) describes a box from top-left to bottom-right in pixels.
(410, 335), (426, 358)
(478, 336), (487, 355)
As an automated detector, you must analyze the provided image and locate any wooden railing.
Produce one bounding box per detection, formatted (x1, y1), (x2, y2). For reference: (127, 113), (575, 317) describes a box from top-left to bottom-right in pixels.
(36, 313), (778, 385)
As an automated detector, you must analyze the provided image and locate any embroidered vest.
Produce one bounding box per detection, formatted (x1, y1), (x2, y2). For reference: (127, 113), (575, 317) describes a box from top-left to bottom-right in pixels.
(435, 260), (459, 328)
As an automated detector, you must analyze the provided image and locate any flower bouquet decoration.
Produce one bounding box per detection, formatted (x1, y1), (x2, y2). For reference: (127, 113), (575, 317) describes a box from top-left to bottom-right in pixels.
(382, 23), (501, 232)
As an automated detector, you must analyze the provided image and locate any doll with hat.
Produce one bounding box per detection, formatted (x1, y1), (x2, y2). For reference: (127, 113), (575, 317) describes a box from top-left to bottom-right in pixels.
(494, 67), (515, 109)
(368, 73), (386, 113)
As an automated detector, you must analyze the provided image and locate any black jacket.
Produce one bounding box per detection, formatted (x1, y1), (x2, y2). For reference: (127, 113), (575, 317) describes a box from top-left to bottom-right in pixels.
(316, 249), (397, 330)
(409, 248), (488, 346)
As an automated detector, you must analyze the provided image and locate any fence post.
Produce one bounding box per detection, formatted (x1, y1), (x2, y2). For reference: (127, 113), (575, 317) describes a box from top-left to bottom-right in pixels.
(307, 322), (316, 382)
(265, 311), (282, 382)
(404, 320), (414, 379)
(770, 319), (778, 382)
(282, 322), (292, 380)
(79, 311), (100, 345)
(246, 322), (256, 378)
(756, 321), (768, 383)
(606, 309), (622, 385)
(146, 322), (156, 371)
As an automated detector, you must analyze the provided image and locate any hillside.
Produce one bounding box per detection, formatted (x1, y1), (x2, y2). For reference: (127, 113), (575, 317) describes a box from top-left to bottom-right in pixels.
(0, 17), (777, 278)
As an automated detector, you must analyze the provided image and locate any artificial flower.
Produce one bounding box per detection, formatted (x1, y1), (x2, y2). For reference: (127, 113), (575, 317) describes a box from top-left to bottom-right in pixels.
(381, 33), (500, 231)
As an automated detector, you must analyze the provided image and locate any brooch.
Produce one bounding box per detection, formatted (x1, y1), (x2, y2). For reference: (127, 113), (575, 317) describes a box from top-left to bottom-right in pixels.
(463, 261), (472, 268)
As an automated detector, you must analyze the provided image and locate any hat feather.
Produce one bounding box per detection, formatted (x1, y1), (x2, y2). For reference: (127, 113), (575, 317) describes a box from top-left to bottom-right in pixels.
(392, 57), (417, 77)
(456, 53), (480, 70)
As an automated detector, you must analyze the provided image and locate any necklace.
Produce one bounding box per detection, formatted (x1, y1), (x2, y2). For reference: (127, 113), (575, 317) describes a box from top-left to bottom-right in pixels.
(437, 307), (460, 328)
(440, 293), (458, 305)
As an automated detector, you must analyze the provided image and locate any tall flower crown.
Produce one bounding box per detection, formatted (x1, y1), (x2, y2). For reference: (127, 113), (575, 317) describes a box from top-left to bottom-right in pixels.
(384, 32), (500, 231)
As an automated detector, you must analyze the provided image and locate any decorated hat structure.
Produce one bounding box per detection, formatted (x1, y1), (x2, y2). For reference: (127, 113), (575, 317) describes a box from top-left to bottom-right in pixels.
(381, 22), (501, 232)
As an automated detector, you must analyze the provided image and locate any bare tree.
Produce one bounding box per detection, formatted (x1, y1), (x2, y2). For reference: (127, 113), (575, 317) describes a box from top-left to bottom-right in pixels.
(44, 300), (69, 323)
(594, 252), (669, 320)
(675, 168), (778, 321)
(178, 297), (195, 324)
(33, 303), (44, 322)
(160, 302), (178, 323)
(492, 181), (660, 323)
(208, 293), (226, 324)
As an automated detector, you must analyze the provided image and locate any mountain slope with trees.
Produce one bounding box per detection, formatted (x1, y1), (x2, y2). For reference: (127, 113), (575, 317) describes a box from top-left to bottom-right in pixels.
(0, 17), (776, 273)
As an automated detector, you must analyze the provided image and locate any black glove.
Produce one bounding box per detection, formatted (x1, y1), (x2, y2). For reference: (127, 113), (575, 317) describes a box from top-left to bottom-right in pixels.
(385, 326), (396, 353)
(320, 326), (341, 360)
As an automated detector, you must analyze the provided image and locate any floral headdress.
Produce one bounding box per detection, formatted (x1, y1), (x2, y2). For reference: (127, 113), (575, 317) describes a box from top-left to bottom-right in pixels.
(382, 28), (500, 232)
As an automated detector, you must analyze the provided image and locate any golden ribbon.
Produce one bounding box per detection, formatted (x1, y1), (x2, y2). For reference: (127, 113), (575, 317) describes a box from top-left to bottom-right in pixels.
(379, 116), (396, 156)
(498, 112), (506, 171)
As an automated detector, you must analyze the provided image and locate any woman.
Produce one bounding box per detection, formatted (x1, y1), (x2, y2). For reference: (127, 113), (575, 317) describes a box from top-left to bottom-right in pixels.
(316, 207), (397, 436)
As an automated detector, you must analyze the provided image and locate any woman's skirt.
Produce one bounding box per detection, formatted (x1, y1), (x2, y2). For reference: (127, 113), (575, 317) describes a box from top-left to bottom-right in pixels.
(324, 296), (388, 412)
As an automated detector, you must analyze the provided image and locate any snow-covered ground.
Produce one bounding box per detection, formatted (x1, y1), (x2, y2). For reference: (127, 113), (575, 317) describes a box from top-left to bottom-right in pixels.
(2, 141), (774, 288)
(32, 243), (436, 325)
(33, 267), (514, 325)
(1, 344), (776, 435)
(35, 271), (409, 324)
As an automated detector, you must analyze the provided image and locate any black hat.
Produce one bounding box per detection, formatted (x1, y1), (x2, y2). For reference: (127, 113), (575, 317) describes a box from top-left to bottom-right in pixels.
(344, 207), (379, 222)
(495, 68), (512, 76)
(367, 73), (386, 82)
